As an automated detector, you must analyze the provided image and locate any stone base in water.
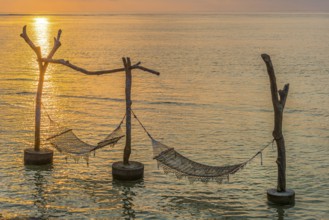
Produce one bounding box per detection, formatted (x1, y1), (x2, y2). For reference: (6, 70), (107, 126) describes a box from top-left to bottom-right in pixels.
(112, 161), (144, 181)
(24, 148), (53, 165)
(267, 188), (295, 205)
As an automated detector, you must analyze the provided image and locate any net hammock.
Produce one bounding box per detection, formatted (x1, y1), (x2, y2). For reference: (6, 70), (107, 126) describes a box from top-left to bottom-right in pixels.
(44, 106), (125, 163)
(132, 110), (273, 183)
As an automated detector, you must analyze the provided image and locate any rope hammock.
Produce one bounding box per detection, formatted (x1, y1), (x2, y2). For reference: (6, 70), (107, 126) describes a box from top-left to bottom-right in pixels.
(132, 110), (274, 183)
(43, 105), (125, 163)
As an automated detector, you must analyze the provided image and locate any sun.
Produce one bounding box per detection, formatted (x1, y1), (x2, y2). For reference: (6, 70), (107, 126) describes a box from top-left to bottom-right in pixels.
(33, 17), (49, 26)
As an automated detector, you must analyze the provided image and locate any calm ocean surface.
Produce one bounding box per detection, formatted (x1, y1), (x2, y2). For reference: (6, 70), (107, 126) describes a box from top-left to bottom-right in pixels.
(0, 13), (328, 219)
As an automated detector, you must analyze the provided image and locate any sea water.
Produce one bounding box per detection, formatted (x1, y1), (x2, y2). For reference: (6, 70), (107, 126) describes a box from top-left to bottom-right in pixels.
(0, 13), (328, 219)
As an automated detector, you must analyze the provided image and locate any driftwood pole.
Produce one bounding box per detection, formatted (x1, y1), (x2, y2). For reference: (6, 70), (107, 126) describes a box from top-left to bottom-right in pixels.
(34, 47), (44, 152)
(21, 26), (62, 152)
(112, 57), (160, 180)
(123, 57), (132, 165)
(262, 54), (295, 204)
(20, 26), (62, 165)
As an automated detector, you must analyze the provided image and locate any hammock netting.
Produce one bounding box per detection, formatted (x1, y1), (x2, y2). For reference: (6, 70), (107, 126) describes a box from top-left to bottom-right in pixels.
(152, 139), (248, 183)
(46, 118), (125, 163)
(42, 105), (270, 183)
(132, 110), (271, 183)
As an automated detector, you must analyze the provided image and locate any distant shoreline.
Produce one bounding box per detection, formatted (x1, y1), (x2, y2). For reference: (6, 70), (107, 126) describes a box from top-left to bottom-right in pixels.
(0, 12), (329, 17)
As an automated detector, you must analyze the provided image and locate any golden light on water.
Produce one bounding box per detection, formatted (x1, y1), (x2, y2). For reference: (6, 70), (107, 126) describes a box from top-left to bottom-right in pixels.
(33, 17), (50, 55)
(31, 17), (56, 114)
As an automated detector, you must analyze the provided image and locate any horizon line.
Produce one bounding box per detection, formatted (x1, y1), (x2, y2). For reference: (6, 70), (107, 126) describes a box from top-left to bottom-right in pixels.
(1, 11), (329, 16)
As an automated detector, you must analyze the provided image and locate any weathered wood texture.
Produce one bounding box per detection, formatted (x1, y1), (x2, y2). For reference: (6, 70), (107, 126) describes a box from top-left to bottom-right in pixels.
(123, 57), (132, 165)
(261, 54), (289, 192)
(20, 26), (62, 151)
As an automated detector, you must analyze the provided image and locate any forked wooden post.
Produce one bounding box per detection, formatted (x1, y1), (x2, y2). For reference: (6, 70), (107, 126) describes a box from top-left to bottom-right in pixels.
(20, 26), (62, 164)
(261, 54), (295, 204)
(21, 26), (62, 152)
(112, 57), (160, 180)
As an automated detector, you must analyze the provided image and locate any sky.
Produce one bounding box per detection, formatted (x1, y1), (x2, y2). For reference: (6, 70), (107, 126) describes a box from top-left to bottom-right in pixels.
(0, 0), (329, 13)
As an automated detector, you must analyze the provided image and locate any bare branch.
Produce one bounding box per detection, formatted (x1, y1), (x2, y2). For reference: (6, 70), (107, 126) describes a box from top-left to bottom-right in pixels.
(131, 61), (141, 68)
(57, 29), (62, 41)
(46, 29), (62, 60)
(279, 83), (289, 109)
(20, 25), (62, 72)
(124, 58), (160, 75)
(122, 57), (128, 69)
(43, 58), (159, 76)
(21, 25), (160, 77)
(127, 57), (131, 67)
(135, 65), (160, 76)
(261, 53), (279, 109)
(42, 58), (125, 75)
(20, 25), (41, 58)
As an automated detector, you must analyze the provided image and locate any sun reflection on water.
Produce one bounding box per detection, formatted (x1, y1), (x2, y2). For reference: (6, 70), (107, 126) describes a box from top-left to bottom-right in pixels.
(31, 16), (58, 139)
(33, 17), (50, 55)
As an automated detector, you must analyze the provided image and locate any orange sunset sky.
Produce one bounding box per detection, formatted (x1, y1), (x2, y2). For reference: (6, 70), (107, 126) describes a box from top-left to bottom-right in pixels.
(1, 0), (329, 13)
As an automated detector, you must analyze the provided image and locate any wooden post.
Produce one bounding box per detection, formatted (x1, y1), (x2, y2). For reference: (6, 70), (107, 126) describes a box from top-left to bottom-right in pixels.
(262, 54), (289, 192)
(112, 57), (159, 180)
(34, 48), (44, 151)
(21, 26), (61, 165)
(123, 57), (132, 165)
(34, 33), (62, 152)
(262, 54), (295, 204)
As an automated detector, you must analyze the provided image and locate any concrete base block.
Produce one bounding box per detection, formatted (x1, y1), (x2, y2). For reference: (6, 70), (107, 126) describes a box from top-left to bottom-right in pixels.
(24, 148), (53, 165)
(112, 161), (144, 181)
(267, 188), (295, 205)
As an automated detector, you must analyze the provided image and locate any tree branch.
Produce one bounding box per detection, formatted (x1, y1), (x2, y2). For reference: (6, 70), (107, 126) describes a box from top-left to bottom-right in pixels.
(128, 60), (160, 75)
(42, 58), (160, 76)
(41, 29), (62, 73)
(135, 65), (160, 76)
(21, 25), (160, 77)
(261, 53), (279, 109)
(20, 25), (62, 72)
(20, 25), (42, 59)
(131, 61), (141, 68)
(279, 83), (289, 109)
(42, 58), (125, 75)
(47, 29), (62, 59)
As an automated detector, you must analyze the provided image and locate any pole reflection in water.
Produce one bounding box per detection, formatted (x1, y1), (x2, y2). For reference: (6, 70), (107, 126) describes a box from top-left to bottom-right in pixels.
(267, 202), (295, 220)
(25, 165), (53, 219)
(112, 179), (145, 219)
